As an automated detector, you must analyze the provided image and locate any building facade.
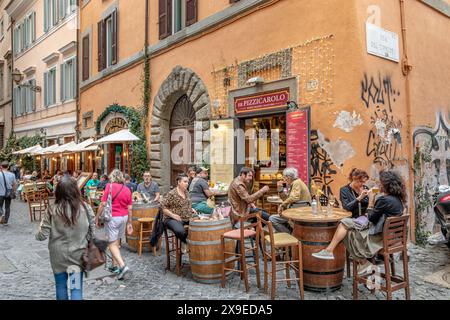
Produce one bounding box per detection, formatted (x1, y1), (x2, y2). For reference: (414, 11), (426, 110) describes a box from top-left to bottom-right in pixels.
(0, 0), (12, 148)
(77, 0), (450, 242)
(7, 0), (78, 172)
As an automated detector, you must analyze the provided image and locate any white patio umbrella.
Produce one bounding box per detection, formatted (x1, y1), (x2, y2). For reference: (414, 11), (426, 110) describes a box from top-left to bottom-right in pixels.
(68, 138), (99, 152)
(12, 144), (43, 155)
(92, 129), (140, 145)
(93, 129), (140, 175)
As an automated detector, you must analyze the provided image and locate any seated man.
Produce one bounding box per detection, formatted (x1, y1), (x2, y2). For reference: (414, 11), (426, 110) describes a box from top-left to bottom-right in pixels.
(137, 171), (160, 202)
(228, 167), (270, 228)
(96, 174), (109, 190)
(189, 167), (215, 215)
(269, 167), (311, 233)
(85, 172), (100, 197)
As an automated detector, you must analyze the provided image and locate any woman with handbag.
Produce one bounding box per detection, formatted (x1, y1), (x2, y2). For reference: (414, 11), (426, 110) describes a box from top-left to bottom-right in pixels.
(35, 177), (95, 300)
(95, 169), (133, 280)
(312, 170), (406, 275)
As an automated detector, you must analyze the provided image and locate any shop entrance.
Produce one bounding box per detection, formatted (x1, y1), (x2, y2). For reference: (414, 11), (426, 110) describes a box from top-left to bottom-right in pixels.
(169, 95), (196, 188)
(241, 114), (287, 194)
(108, 144), (123, 172)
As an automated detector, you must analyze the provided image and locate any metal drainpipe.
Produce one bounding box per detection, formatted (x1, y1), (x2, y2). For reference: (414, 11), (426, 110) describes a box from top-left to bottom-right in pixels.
(399, 0), (415, 242)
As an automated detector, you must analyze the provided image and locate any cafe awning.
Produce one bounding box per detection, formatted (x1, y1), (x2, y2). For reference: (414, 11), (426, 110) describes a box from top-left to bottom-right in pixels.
(33, 144), (60, 155)
(93, 129), (140, 145)
(68, 139), (99, 152)
(48, 141), (78, 155)
(12, 144), (43, 155)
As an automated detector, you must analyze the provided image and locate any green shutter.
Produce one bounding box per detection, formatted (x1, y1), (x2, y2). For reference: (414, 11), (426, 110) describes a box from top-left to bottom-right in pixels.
(44, 72), (48, 107)
(31, 80), (36, 111)
(44, 0), (49, 32)
(61, 63), (65, 102)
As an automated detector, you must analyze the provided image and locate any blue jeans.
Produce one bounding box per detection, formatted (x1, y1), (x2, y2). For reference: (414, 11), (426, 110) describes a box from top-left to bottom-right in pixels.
(54, 271), (83, 300)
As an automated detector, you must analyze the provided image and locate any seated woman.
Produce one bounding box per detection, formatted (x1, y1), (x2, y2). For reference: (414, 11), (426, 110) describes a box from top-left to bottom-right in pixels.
(340, 168), (370, 218)
(312, 170), (406, 274)
(161, 174), (197, 253)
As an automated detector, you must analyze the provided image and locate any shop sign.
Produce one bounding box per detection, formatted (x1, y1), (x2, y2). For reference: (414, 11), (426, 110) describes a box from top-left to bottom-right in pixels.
(366, 22), (399, 62)
(234, 89), (289, 115)
(105, 117), (127, 134)
(286, 107), (310, 186)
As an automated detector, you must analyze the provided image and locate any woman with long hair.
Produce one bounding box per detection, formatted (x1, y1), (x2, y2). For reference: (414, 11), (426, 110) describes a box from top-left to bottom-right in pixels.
(36, 177), (95, 300)
(340, 168), (370, 218)
(312, 170), (406, 274)
(95, 169), (133, 279)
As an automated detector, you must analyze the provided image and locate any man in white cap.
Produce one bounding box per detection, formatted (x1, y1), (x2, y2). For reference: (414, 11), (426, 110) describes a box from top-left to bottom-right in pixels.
(189, 167), (215, 215)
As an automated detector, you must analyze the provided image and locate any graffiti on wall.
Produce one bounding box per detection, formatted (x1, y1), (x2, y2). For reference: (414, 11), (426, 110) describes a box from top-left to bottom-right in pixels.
(361, 73), (403, 170)
(310, 129), (339, 201)
(413, 111), (450, 236)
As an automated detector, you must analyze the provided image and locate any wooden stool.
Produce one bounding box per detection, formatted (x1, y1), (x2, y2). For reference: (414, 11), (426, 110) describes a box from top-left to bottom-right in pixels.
(221, 212), (261, 292)
(353, 215), (410, 300)
(257, 215), (304, 300)
(164, 224), (189, 276)
(137, 217), (156, 256)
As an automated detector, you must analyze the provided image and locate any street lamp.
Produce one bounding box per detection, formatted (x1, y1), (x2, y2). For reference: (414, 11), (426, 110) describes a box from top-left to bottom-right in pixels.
(12, 68), (42, 92)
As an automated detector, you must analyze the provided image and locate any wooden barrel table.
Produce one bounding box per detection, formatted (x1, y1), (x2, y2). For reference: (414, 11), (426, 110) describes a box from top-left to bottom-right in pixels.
(188, 218), (235, 284)
(282, 207), (351, 292)
(126, 202), (160, 252)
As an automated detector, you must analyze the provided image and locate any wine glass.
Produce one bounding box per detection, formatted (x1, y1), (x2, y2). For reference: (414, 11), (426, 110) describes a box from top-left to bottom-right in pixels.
(328, 194), (336, 207)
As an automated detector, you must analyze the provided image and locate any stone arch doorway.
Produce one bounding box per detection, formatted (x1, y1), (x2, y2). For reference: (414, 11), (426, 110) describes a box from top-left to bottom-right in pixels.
(169, 95), (196, 188)
(150, 66), (211, 193)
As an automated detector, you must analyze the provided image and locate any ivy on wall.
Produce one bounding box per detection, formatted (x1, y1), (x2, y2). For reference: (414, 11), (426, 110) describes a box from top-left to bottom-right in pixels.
(95, 104), (150, 179)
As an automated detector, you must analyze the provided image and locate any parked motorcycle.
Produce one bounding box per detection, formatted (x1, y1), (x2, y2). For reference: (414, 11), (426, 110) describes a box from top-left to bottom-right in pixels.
(434, 185), (450, 247)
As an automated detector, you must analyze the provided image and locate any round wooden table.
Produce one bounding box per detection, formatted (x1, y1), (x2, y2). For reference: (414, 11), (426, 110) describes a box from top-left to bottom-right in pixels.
(282, 207), (351, 292)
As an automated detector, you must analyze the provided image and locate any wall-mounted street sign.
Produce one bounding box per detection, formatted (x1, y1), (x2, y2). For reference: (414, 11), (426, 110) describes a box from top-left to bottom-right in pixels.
(234, 88), (289, 115)
(366, 22), (400, 63)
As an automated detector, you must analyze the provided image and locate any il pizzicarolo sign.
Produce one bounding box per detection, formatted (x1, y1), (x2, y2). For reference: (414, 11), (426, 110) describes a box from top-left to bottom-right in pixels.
(366, 22), (400, 63)
(234, 88), (290, 115)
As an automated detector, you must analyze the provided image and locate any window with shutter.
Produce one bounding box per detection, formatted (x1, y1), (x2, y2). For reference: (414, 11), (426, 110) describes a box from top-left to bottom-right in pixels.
(97, 20), (104, 71)
(82, 35), (89, 81)
(52, 0), (58, 26)
(159, 0), (170, 40)
(51, 68), (56, 105)
(44, 72), (48, 107)
(59, 0), (66, 20)
(44, 0), (49, 32)
(60, 63), (65, 102)
(72, 58), (77, 98)
(186, 0), (197, 27)
(31, 80), (36, 111)
(31, 12), (36, 43)
(111, 9), (117, 65)
(20, 86), (26, 114)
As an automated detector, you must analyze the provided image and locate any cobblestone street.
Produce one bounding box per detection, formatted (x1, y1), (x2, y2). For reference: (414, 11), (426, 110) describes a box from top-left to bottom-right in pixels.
(0, 201), (449, 300)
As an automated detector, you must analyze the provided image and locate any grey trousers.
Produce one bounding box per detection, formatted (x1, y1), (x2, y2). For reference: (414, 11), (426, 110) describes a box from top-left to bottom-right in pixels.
(269, 214), (292, 233)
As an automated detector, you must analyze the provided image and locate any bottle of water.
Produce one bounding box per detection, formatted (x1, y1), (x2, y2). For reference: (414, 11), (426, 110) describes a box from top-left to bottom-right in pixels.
(311, 198), (318, 215)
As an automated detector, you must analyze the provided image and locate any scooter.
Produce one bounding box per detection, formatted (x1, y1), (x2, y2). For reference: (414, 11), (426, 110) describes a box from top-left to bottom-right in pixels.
(434, 185), (450, 247)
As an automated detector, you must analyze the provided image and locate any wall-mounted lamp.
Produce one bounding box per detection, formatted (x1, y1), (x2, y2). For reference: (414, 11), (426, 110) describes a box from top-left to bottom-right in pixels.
(12, 68), (42, 92)
(287, 101), (298, 110)
(246, 76), (265, 86)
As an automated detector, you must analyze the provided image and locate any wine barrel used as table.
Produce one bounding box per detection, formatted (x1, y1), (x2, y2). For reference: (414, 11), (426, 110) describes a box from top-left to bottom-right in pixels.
(188, 218), (235, 284)
(282, 207), (351, 292)
(126, 202), (160, 252)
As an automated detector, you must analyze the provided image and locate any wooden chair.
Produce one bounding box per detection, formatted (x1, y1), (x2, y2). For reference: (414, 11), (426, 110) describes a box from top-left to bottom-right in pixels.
(24, 190), (47, 222)
(137, 217), (161, 256)
(164, 224), (189, 276)
(353, 215), (410, 300)
(220, 212), (261, 292)
(256, 215), (304, 300)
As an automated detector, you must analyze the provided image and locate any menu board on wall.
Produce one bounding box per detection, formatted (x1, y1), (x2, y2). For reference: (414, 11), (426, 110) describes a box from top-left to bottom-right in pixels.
(286, 107), (310, 186)
(210, 119), (235, 186)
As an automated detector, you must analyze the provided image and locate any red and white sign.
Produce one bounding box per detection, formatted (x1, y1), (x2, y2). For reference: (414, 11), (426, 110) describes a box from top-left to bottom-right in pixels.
(286, 108), (310, 186)
(234, 89), (289, 115)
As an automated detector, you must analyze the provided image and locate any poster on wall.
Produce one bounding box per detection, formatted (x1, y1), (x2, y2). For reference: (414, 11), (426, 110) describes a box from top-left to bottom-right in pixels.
(210, 119), (235, 187)
(286, 107), (311, 186)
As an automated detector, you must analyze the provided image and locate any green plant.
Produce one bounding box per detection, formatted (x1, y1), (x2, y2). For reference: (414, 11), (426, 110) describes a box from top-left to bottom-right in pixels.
(0, 133), (43, 172)
(415, 219), (431, 247)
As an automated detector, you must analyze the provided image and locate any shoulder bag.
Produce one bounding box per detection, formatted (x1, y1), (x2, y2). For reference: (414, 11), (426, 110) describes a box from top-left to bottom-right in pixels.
(100, 183), (124, 222)
(82, 205), (107, 272)
(1, 171), (15, 199)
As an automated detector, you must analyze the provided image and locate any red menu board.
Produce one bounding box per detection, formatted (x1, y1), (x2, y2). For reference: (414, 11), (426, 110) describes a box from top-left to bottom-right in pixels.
(286, 107), (310, 186)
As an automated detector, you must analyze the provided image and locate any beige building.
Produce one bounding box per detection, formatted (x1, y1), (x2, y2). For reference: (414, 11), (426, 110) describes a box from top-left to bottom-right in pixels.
(0, 0), (12, 148)
(6, 0), (78, 149)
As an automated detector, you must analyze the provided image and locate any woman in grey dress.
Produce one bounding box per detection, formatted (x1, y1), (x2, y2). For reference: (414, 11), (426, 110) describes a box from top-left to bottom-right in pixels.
(312, 170), (406, 275)
(36, 177), (95, 300)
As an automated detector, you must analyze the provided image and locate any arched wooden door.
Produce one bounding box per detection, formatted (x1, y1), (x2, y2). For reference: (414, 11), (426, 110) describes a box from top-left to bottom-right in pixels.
(170, 95), (196, 188)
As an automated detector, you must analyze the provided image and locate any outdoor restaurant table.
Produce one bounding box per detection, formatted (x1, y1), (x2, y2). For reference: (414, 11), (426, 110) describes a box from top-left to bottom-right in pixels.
(126, 202), (160, 252)
(187, 217), (234, 284)
(213, 190), (229, 205)
(282, 207), (351, 292)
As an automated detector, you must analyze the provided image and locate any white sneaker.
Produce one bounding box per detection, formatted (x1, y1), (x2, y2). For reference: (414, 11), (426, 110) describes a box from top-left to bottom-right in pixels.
(312, 249), (335, 260)
(357, 261), (374, 275)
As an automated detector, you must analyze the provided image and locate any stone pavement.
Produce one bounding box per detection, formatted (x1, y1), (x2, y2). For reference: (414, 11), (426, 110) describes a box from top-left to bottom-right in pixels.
(0, 200), (449, 300)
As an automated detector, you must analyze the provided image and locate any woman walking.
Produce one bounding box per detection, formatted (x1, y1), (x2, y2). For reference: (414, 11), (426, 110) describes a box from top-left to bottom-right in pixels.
(95, 169), (133, 279)
(35, 177), (95, 300)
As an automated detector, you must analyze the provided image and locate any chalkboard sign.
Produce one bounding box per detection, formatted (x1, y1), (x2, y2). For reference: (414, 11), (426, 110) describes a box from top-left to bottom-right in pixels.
(286, 107), (311, 186)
